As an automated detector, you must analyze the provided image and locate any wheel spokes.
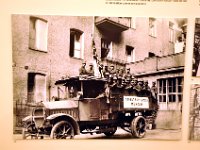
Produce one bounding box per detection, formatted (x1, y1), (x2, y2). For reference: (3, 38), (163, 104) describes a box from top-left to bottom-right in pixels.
(55, 124), (72, 139)
(136, 120), (145, 135)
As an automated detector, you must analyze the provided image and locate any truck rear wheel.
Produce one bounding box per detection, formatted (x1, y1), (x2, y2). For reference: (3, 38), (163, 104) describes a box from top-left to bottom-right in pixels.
(50, 120), (75, 139)
(131, 116), (146, 138)
(103, 126), (117, 136)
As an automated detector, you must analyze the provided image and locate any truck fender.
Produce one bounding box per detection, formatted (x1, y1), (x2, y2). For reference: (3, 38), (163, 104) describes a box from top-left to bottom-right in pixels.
(46, 113), (80, 135)
(22, 115), (33, 122)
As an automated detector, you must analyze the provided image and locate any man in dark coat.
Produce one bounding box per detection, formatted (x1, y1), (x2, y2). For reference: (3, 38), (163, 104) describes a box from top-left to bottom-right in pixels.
(151, 81), (158, 99)
(103, 65), (110, 80)
(79, 61), (87, 75)
(124, 68), (132, 82)
(87, 63), (95, 76)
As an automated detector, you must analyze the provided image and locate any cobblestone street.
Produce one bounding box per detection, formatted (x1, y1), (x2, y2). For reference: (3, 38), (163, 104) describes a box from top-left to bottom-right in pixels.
(14, 128), (181, 141)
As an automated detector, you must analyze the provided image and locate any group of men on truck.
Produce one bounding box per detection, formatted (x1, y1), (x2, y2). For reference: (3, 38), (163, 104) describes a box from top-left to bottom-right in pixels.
(79, 61), (158, 100)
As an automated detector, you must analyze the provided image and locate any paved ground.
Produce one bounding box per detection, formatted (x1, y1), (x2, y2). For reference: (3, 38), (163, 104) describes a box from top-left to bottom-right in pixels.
(13, 128), (181, 141)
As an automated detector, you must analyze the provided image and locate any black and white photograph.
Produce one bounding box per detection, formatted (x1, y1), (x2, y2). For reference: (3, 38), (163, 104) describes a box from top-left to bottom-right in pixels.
(12, 15), (187, 140)
(192, 18), (200, 77)
(189, 83), (200, 140)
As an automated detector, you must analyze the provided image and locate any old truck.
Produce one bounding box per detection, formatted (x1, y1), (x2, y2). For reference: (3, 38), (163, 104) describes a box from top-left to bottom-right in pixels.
(22, 76), (158, 139)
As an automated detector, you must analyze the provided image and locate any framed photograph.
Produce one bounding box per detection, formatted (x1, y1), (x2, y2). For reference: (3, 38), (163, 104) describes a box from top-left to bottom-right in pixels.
(192, 18), (200, 77)
(12, 15), (187, 140)
(189, 82), (200, 140)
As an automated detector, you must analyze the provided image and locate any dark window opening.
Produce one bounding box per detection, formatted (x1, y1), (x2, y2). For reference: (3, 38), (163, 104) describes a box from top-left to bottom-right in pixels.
(126, 45), (134, 62)
(69, 32), (75, 57)
(101, 39), (111, 59)
(83, 81), (105, 98)
(27, 73), (35, 103)
(27, 73), (46, 103)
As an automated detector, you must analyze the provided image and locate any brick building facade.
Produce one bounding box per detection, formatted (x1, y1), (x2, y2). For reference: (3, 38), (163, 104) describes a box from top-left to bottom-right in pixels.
(12, 15), (187, 132)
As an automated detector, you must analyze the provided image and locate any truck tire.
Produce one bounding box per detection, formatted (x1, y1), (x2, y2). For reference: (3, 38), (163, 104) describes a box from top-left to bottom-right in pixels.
(50, 120), (75, 139)
(103, 126), (117, 136)
(131, 116), (146, 138)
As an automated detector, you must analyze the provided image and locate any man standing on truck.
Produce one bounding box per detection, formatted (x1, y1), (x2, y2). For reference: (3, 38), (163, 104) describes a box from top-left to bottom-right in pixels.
(87, 63), (95, 76)
(109, 65), (116, 75)
(79, 61), (87, 75)
(118, 67), (124, 79)
(124, 68), (132, 82)
(103, 64), (110, 80)
(143, 80), (151, 91)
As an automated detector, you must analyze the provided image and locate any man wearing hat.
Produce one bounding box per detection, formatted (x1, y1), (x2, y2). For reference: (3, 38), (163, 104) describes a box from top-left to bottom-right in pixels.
(114, 68), (119, 78)
(137, 79), (144, 92)
(79, 61), (87, 75)
(97, 62), (104, 78)
(87, 63), (94, 76)
(103, 64), (110, 80)
(131, 77), (138, 89)
(118, 67), (124, 79)
(124, 68), (132, 82)
(151, 81), (158, 99)
(109, 65), (116, 75)
(143, 80), (151, 91)
(108, 64), (116, 83)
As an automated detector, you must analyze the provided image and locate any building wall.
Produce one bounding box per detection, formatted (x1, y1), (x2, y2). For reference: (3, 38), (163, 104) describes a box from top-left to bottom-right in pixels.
(94, 17), (183, 64)
(127, 52), (185, 75)
(141, 71), (183, 129)
(12, 15), (94, 129)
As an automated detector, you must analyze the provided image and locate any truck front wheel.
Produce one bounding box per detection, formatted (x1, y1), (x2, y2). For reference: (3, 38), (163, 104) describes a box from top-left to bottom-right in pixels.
(50, 120), (75, 139)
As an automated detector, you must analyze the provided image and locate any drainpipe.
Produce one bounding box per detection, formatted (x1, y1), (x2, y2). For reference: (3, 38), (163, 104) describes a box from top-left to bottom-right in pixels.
(156, 56), (158, 71)
(49, 59), (52, 101)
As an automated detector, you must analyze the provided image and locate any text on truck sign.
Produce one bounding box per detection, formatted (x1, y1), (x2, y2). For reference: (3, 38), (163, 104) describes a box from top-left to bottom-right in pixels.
(123, 96), (149, 109)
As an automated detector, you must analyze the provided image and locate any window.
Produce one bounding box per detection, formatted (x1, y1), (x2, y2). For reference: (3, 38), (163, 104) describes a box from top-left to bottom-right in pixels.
(29, 17), (48, 52)
(101, 39), (112, 59)
(169, 22), (174, 43)
(158, 79), (166, 102)
(130, 17), (136, 29)
(149, 18), (157, 37)
(158, 77), (183, 103)
(126, 45), (135, 63)
(27, 73), (46, 103)
(168, 78), (176, 102)
(174, 36), (184, 53)
(69, 29), (84, 59)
